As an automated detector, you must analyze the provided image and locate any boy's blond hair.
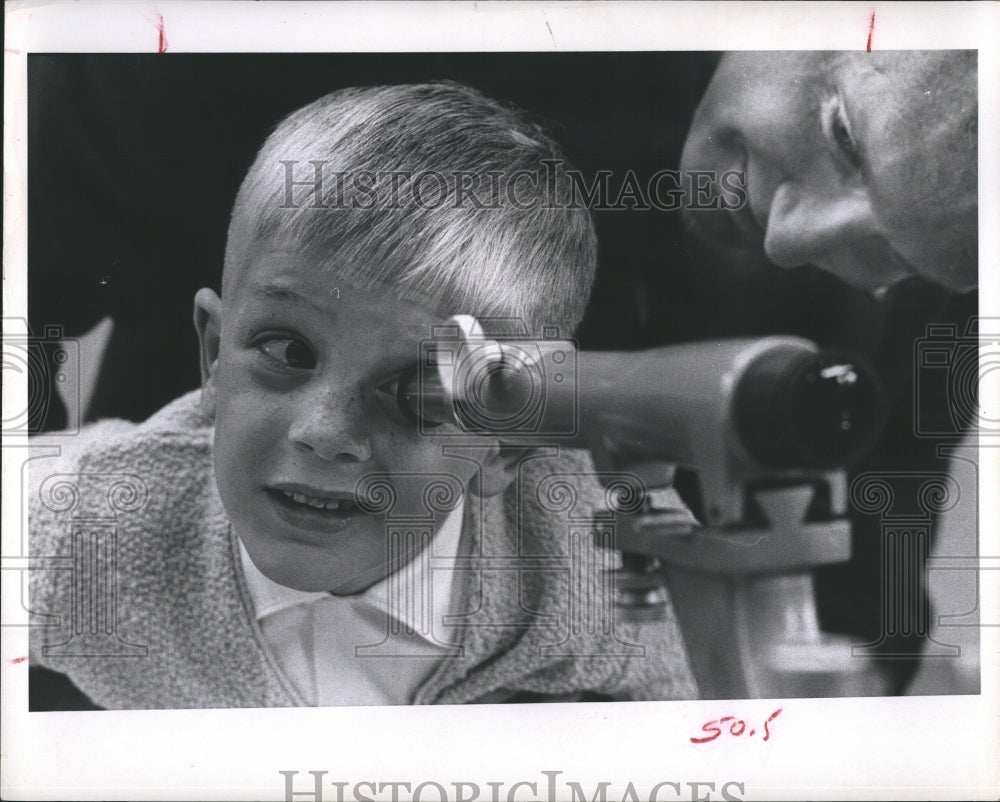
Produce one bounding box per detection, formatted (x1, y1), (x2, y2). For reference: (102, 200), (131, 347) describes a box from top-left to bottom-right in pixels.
(224, 82), (597, 336)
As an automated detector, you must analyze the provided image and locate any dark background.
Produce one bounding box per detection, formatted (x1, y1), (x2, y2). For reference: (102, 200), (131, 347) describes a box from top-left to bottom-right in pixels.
(27, 53), (977, 707)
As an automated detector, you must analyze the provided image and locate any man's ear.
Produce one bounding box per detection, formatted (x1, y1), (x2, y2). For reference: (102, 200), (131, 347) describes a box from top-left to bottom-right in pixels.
(193, 288), (222, 408)
(472, 443), (530, 498)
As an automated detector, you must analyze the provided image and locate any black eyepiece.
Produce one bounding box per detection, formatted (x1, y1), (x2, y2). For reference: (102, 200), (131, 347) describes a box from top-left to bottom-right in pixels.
(733, 347), (887, 469)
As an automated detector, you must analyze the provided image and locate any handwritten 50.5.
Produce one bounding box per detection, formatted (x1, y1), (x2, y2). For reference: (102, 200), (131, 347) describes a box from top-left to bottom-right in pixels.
(691, 709), (783, 744)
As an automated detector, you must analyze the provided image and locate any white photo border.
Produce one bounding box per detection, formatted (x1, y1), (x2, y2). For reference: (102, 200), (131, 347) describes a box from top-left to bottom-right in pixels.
(3, 2), (999, 800)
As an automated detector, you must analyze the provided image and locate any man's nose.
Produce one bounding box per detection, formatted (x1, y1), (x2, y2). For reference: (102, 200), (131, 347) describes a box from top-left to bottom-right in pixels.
(287, 387), (372, 463)
(763, 181), (878, 269)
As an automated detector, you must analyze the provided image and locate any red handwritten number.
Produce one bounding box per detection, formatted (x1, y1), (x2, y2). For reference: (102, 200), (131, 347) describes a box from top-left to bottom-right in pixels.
(690, 716), (733, 744)
(690, 708), (782, 744)
(762, 707), (782, 741)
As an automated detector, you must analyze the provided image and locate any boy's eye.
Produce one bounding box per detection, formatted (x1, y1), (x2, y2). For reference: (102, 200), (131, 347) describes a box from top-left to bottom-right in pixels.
(376, 370), (443, 429)
(258, 338), (316, 369)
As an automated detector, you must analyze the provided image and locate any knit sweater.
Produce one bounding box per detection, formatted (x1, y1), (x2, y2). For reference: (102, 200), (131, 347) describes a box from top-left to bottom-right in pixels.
(29, 390), (697, 708)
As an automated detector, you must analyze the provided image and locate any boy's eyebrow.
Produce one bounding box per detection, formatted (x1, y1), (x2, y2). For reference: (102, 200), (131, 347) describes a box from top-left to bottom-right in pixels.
(250, 283), (328, 313)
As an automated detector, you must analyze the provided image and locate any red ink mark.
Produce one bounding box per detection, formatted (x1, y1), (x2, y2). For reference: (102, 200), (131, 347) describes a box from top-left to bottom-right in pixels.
(5, 48), (22, 55)
(691, 708), (782, 744)
(9, 656), (28, 664)
(762, 707), (783, 741)
(156, 14), (168, 53)
(866, 11), (875, 52)
(690, 715), (733, 744)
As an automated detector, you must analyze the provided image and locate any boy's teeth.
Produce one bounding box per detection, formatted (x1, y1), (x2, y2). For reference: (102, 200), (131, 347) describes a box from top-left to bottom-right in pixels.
(281, 489), (344, 511)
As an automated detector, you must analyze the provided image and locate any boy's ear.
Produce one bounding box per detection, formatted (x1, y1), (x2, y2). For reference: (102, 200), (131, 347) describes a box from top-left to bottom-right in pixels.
(472, 443), (529, 498)
(193, 288), (222, 404)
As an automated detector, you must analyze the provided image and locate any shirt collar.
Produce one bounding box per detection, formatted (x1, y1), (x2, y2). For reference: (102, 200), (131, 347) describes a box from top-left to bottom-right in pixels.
(239, 499), (464, 639)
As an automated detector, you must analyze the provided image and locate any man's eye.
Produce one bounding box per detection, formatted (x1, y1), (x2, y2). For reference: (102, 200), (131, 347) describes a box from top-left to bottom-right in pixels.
(821, 95), (862, 170)
(258, 338), (316, 369)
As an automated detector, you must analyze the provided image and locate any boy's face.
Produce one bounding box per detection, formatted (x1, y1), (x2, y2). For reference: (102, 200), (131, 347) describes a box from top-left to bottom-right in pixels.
(680, 51), (977, 294)
(196, 247), (500, 593)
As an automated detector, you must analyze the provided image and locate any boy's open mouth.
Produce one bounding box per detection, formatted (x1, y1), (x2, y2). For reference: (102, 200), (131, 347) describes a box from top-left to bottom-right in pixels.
(264, 485), (360, 529)
(275, 488), (356, 512)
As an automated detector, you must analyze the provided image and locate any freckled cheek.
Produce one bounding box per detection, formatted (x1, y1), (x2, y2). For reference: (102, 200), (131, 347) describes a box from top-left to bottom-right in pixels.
(369, 430), (476, 486)
(213, 389), (289, 473)
(368, 428), (431, 471)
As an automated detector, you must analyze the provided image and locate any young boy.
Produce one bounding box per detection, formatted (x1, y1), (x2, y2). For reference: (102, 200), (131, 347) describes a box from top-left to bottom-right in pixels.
(29, 82), (696, 708)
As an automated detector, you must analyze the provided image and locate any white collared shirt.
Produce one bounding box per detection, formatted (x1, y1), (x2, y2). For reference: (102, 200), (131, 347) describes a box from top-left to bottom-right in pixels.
(239, 502), (464, 706)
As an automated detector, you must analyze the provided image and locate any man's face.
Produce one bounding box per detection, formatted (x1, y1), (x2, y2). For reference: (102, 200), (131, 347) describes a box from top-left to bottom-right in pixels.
(680, 51), (977, 294)
(198, 248), (488, 593)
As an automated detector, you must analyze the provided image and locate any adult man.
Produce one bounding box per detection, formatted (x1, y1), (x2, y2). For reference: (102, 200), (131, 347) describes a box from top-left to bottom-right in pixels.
(676, 50), (980, 695)
(679, 50), (977, 294)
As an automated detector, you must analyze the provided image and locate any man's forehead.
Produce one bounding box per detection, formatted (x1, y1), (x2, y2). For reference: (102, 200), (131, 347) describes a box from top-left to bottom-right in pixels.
(751, 51), (972, 96)
(803, 52), (973, 185)
(831, 51), (974, 107)
(715, 50), (972, 109)
(834, 51), (976, 276)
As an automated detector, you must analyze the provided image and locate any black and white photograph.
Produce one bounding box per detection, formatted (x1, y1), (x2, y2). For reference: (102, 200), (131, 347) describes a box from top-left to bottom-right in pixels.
(3, 2), (998, 800)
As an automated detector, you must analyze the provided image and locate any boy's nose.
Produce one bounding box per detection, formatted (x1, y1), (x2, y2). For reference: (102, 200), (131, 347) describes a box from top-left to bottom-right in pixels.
(287, 392), (372, 463)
